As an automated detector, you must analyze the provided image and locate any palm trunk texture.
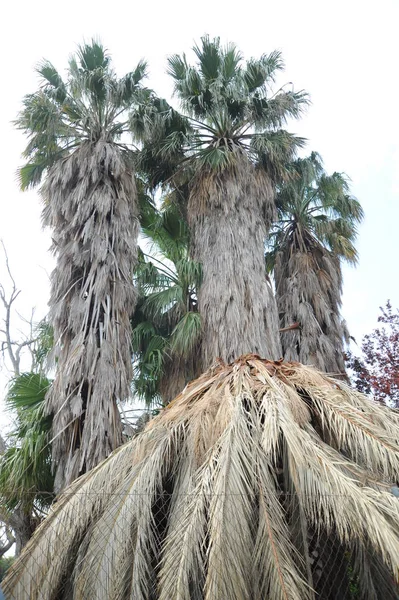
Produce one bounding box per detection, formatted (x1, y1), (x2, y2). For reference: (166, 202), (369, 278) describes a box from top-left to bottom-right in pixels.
(43, 141), (139, 491)
(275, 245), (348, 377)
(189, 158), (281, 369)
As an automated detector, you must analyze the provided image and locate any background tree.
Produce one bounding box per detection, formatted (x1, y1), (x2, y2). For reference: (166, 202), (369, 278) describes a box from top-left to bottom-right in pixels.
(0, 242), (40, 377)
(140, 36), (308, 368)
(0, 246), (54, 555)
(133, 200), (201, 405)
(16, 41), (147, 490)
(346, 301), (399, 406)
(0, 372), (54, 554)
(267, 152), (363, 376)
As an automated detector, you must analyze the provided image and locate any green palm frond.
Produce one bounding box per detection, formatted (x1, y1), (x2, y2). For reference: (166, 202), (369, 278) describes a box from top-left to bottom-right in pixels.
(6, 373), (50, 413)
(175, 257), (202, 288)
(167, 53), (188, 82)
(32, 319), (54, 372)
(139, 36), (309, 188)
(169, 311), (201, 356)
(143, 284), (185, 320)
(244, 50), (284, 91)
(0, 373), (54, 511)
(193, 35), (223, 82)
(15, 40), (148, 189)
(17, 161), (48, 191)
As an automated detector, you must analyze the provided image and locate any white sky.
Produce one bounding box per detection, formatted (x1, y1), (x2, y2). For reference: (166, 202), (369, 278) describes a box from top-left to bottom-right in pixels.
(0, 0), (398, 406)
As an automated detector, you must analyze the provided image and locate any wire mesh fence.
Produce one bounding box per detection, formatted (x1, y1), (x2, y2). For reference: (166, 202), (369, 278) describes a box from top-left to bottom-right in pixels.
(2, 490), (398, 599)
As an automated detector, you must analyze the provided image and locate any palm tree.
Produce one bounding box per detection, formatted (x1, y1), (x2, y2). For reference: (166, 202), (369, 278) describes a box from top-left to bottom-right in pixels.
(5, 39), (399, 600)
(140, 36), (308, 369)
(133, 201), (202, 405)
(0, 373), (54, 555)
(0, 318), (54, 556)
(16, 41), (147, 490)
(4, 357), (399, 599)
(267, 152), (363, 376)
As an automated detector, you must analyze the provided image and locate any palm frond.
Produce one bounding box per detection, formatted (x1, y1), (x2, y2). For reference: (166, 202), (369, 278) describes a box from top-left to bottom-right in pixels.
(271, 152), (364, 374)
(4, 357), (399, 599)
(0, 373), (53, 511)
(169, 312), (201, 357)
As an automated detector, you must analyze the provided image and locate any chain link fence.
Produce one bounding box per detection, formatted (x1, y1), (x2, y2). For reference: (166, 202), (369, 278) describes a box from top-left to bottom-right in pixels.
(0, 491), (398, 599)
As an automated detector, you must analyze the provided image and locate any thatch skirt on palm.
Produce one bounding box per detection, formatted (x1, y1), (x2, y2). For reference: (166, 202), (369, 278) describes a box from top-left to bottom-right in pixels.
(4, 356), (399, 599)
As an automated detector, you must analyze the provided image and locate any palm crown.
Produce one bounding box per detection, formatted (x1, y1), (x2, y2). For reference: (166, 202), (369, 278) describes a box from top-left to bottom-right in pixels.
(16, 41), (147, 189)
(268, 152), (364, 373)
(268, 151), (364, 265)
(167, 36), (308, 172)
(137, 35), (309, 183)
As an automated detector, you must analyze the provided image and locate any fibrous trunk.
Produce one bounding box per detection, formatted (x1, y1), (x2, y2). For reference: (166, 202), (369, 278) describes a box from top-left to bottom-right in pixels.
(160, 350), (201, 404)
(188, 158), (281, 369)
(43, 141), (139, 491)
(276, 244), (348, 377)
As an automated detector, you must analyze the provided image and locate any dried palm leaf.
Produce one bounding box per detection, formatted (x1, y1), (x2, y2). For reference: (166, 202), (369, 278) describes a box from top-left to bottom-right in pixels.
(4, 356), (399, 599)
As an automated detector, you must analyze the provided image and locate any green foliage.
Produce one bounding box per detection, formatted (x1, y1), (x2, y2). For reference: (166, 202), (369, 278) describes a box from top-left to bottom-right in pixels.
(267, 152), (364, 267)
(138, 35), (308, 185)
(0, 373), (54, 512)
(15, 40), (148, 189)
(0, 555), (15, 582)
(132, 203), (201, 405)
(32, 319), (54, 373)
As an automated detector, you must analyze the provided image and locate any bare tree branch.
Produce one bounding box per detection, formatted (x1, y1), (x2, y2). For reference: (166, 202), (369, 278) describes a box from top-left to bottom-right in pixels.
(0, 241), (39, 376)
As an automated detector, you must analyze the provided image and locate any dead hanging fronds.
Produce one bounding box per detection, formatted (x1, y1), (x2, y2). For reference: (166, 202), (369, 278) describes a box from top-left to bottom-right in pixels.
(269, 153), (363, 379)
(4, 355), (399, 599)
(189, 158), (281, 369)
(44, 140), (139, 491)
(275, 244), (349, 377)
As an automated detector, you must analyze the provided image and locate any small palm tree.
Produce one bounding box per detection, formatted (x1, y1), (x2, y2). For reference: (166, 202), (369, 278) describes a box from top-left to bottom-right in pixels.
(16, 41), (147, 489)
(140, 36), (309, 369)
(133, 201), (202, 405)
(268, 152), (363, 376)
(4, 357), (399, 599)
(0, 319), (54, 554)
(0, 373), (53, 554)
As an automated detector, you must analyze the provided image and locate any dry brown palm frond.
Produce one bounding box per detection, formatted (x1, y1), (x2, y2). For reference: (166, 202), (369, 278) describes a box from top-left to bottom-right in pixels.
(43, 140), (139, 491)
(4, 356), (399, 600)
(189, 156), (281, 369)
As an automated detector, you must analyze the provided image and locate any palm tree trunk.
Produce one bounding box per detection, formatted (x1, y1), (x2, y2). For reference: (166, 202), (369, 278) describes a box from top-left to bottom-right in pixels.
(189, 159), (281, 368)
(8, 509), (38, 556)
(44, 141), (139, 491)
(275, 247), (348, 378)
(159, 352), (201, 404)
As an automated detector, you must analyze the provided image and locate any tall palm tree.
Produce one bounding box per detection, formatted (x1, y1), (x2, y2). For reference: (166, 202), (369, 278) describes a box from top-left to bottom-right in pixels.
(267, 152), (363, 376)
(140, 36), (309, 369)
(133, 202), (202, 405)
(16, 41), (147, 490)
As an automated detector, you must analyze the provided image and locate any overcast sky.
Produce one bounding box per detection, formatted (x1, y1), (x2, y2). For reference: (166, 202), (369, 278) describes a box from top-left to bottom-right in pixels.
(0, 0), (398, 405)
